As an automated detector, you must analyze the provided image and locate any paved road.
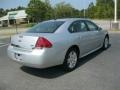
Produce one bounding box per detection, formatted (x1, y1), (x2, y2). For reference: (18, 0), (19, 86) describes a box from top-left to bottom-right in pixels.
(0, 33), (120, 90)
(0, 38), (10, 47)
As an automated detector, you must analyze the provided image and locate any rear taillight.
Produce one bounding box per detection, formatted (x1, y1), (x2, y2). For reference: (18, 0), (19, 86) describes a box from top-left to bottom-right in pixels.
(35, 37), (52, 49)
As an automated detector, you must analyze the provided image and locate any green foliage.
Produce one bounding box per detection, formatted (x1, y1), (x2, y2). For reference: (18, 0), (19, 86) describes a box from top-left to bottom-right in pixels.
(87, 0), (114, 19)
(44, 0), (54, 20)
(118, 0), (120, 19)
(0, 8), (6, 17)
(26, 0), (54, 22)
(26, 1), (81, 22)
(54, 2), (73, 18)
(0, 0), (119, 20)
(26, 0), (46, 22)
(26, 23), (36, 27)
(54, 2), (80, 19)
(87, 2), (96, 18)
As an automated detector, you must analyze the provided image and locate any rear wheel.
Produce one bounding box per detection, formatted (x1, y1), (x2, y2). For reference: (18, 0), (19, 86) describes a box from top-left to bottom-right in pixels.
(102, 36), (109, 50)
(63, 48), (79, 71)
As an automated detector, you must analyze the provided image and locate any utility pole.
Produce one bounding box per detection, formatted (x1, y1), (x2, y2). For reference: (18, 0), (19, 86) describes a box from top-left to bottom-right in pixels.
(84, 9), (86, 18)
(83, 0), (86, 18)
(114, 0), (117, 22)
(112, 0), (119, 29)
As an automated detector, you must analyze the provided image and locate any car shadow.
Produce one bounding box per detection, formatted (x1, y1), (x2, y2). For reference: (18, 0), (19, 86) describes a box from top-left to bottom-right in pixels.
(77, 44), (111, 68)
(21, 44), (111, 79)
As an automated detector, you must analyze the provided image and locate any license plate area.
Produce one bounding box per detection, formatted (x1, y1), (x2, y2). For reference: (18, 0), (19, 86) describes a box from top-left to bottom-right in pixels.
(15, 53), (22, 61)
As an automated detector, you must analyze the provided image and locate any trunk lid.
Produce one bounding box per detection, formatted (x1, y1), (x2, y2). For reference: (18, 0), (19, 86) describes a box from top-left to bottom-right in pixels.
(11, 33), (51, 50)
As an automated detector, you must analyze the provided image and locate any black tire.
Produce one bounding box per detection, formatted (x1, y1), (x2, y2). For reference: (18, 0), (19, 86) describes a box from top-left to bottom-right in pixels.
(102, 36), (109, 50)
(63, 48), (79, 71)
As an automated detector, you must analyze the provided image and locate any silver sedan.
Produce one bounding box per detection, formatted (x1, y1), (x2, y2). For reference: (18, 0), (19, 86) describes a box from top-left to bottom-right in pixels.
(7, 18), (109, 71)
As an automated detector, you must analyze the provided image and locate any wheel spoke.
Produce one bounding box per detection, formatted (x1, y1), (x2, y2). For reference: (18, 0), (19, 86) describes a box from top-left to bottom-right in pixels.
(67, 51), (77, 69)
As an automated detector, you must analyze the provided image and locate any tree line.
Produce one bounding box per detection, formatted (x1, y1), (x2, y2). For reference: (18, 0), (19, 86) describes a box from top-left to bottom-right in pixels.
(0, 0), (120, 22)
(25, 0), (82, 22)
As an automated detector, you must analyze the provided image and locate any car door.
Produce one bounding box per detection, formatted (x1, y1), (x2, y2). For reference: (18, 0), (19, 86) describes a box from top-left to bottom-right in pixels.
(78, 20), (98, 56)
(85, 20), (104, 50)
(68, 20), (96, 57)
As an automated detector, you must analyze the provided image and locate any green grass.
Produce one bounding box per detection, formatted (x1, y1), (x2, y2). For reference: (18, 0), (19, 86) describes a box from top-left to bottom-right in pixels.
(26, 23), (36, 27)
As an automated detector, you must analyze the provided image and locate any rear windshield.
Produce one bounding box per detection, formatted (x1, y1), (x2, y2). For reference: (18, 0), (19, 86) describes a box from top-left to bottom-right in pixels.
(27, 21), (65, 33)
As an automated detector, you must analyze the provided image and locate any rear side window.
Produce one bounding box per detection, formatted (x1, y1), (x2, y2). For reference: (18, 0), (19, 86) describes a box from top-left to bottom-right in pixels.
(79, 21), (88, 32)
(68, 20), (88, 33)
(27, 21), (64, 33)
(85, 21), (98, 31)
(69, 21), (81, 33)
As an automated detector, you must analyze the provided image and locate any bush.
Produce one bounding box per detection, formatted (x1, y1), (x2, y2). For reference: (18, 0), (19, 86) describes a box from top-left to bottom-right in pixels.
(26, 23), (36, 27)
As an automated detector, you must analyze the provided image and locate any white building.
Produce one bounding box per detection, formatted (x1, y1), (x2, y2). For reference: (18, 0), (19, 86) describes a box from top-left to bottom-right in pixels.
(0, 10), (28, 27)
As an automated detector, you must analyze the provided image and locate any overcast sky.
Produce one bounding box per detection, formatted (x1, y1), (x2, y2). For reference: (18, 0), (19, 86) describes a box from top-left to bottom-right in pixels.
(0, 0), (96, 10)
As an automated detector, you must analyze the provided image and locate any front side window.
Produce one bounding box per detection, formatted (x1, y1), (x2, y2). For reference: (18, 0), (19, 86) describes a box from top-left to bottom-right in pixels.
(27, 21), (65, 33)
(85, 21), (98, 31)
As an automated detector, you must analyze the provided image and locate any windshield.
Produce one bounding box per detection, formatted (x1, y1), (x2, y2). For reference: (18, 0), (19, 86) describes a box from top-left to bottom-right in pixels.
(27, 21), (65, 33)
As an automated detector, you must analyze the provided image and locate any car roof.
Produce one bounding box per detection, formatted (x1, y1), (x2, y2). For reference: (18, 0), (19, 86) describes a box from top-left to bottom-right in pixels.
(45, 18), (89, 22)
(48, 18), (91, 22)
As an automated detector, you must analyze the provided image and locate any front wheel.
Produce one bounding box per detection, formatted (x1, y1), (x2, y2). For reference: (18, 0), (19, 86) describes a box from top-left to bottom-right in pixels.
(63, 48), (78, 71)
(102, 36), (109, 50)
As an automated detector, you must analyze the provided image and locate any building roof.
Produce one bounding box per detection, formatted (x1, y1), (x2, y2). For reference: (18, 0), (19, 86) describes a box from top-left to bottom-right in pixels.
(0, 15), (8, 21)
(0, 10), (27, 21)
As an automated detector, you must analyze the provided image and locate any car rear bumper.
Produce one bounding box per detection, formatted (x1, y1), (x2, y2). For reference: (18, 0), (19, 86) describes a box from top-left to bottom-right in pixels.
(7, 45), (64, 68)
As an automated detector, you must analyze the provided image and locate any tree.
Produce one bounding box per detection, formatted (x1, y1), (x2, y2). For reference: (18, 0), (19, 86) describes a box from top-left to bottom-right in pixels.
(87, 0), (114, 19)
(87, 2), (96, 18)
(54, 2), (80, 19)
(96, 0), (113, 6)
(26, 0), (47, 22)
(44, 0), (53, 20)
(72, 9), (81, 18)
(16, 6), (25, 10)
(54, 2), (74, 18)
(95, 0), (114, 19)
(94, 5), (106, 19)
(118, 0), (120, 19)
(0, 8), (6, 17)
